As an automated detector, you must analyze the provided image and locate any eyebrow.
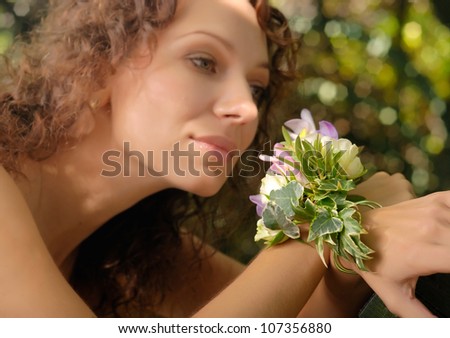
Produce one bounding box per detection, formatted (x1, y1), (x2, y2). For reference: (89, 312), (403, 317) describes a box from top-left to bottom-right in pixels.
(179, 30), (270, 70)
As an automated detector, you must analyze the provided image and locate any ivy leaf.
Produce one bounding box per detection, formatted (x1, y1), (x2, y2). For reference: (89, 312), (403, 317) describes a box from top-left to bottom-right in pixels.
(340, 208), (363, 234)
(319, 179), (356, 192)
(321, 140), (336, 174)
(305, 198), (316, 216)
(317, 179), (339, 191)
(308, 208), (343, 242)
(262, 202), (281, 230)
(269, 181), (304, 217)
(334, 207), (374, 270)
(292, 198), (315, 222)
(262, 202), (300, 239)
(316, 196), (336, 209)
(315, 236), (327, 267)
(267, 231), (288, 247)
(332, 192), (348, 208)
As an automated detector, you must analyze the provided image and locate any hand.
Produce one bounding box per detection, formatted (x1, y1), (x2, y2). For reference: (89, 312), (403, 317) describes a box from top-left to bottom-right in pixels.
(322, 172), (416, 311)
(352, 171), (415, 207)
(356, 191), (450, 317)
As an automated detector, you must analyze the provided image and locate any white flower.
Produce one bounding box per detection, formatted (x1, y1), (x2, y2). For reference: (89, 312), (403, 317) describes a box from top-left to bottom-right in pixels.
(254, 219), (286, 243)
(260, 174), (287, 196)
(333, 139), (365, 179)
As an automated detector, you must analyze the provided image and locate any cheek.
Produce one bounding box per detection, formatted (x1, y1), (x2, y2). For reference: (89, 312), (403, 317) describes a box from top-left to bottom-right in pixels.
(242, 119), (259, 149)
(110, 72), (178, 130)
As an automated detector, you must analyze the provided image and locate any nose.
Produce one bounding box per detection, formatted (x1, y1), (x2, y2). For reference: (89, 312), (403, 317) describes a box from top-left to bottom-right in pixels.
(213, 77), (259, 125)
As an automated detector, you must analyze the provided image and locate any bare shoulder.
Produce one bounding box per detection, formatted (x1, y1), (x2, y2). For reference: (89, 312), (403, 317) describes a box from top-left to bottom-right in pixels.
(0, 165), (94, 317)
(0, 166), (39, 240)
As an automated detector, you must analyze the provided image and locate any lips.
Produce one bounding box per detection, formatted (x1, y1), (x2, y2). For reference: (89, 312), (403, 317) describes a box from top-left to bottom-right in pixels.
(190, 135), (238, 158)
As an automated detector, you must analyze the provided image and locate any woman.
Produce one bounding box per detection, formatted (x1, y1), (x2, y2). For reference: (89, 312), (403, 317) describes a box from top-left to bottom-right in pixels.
(0, 0), (449, 317)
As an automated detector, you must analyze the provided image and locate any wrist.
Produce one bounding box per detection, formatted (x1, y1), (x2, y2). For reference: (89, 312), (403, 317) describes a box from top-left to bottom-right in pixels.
(327, 253), (369, 290)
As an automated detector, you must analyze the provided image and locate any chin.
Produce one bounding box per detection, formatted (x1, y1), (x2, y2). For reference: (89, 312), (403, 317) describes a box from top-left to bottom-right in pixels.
(181, 176), (228, 198)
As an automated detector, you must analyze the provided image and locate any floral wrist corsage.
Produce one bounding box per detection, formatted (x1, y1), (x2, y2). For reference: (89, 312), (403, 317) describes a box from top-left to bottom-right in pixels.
(250, 109), (380, 272)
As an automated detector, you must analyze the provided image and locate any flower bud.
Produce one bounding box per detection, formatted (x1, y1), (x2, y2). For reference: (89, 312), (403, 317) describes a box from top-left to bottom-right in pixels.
(334, 139), (365, 179)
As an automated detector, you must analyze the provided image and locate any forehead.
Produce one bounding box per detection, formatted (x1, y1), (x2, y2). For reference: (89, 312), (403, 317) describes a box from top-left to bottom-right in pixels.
(161, 0), (268, 59)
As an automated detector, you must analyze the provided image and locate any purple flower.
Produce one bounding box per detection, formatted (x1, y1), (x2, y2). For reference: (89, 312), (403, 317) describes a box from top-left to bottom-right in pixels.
(249, 194), (265, 217)
(319, 120), (339, 139)
(284, 109), (338, 140)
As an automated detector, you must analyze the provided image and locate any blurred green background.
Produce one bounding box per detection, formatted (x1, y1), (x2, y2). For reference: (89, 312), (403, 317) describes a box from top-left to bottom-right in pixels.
(1, 0), (449, 261)
(272, 0), (450, 197)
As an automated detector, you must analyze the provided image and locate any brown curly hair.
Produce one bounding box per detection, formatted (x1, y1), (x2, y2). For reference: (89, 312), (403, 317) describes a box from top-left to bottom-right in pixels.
(0, 0), (299, 316)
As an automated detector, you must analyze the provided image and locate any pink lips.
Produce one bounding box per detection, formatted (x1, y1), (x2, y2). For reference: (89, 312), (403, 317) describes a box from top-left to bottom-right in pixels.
(191, 136), (238, 158)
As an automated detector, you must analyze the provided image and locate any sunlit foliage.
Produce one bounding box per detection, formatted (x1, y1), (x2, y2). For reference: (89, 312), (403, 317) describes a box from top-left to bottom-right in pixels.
(274, 0), (450, 195)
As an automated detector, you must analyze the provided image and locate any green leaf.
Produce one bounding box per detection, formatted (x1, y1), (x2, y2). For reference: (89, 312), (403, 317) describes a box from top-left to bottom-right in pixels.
(261, 202), (280, 229)
(267, 231), (288, 247)
(333, 192), (348, 208)
(318, 179), (339, 191)
(318, 178), (356, 192)
(355, 199), (382, 209)
(305, 198), (316, 216)
(316, 196), (336, 209)
(339, 180), (356, 191)
(331, 151), (345, 177)
(292, 204), (313, 222)
(280, 219), (301, 239)
(269, 181), (304, 217)
(340, 208), (362, 235)
(324, 232), (337, 246)
(292, 198), (316, 221)
(346, 194), (367, 203)
(315, 236), (328, 267)
(298, 141), (322, 181)
(321, 140), (336, 173)
(262, 202), (300, 239)
(308, 208), (343, 242)
(282, 126), (294, 148)
(341, 233), (364, 257)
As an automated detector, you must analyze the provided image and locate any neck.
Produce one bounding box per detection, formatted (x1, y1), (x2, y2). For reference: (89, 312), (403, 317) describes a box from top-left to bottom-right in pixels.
(17, 115), (168, 266)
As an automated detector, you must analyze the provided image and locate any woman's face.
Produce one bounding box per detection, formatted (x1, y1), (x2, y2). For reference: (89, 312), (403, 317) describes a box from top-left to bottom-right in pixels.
(108, 0), (269, 196)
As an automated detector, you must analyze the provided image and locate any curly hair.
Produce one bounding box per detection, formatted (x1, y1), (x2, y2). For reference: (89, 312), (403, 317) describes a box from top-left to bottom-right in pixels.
(0, 0), (299, 316)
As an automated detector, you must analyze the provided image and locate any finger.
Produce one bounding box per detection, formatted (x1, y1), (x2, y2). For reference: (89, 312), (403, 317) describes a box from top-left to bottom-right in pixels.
(390, 294), (436, 318)
(360, 275), (435, 318)
(391, 173), (415, 197)
(381, 284), (436, 318)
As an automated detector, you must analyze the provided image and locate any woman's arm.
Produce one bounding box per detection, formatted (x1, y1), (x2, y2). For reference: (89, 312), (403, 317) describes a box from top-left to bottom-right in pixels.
(194, 239), (326, 317)
(0, 166), (94, 317)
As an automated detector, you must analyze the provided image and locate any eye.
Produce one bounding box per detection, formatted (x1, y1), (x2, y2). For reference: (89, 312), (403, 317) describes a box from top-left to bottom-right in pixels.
(250, 85), (267, 104)
(188, 55), (218, 74)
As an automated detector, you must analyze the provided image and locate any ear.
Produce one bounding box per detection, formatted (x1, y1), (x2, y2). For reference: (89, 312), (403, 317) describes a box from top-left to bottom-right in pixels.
(68, 86), (112, 141)
(89, 86), (112, 112)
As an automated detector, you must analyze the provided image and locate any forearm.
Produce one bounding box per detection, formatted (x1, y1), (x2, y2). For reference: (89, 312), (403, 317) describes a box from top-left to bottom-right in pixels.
(193, 240), (325, 318)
